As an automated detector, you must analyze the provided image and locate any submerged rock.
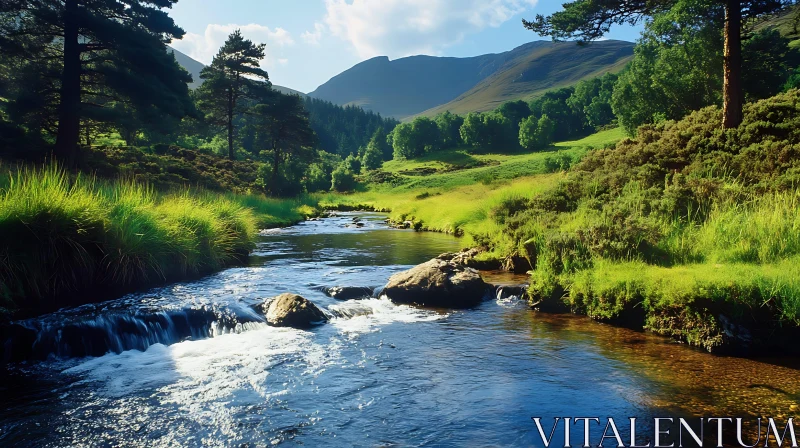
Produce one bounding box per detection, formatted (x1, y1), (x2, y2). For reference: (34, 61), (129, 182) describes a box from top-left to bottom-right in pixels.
(263, 293), (328, 329)
(494, 284), (529, 300)
(382, 258), (489, 308)
(321, 286), (374, 301)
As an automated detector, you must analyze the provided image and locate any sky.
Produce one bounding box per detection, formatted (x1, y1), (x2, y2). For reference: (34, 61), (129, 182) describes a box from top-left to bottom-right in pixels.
(168, 0), (644, 94)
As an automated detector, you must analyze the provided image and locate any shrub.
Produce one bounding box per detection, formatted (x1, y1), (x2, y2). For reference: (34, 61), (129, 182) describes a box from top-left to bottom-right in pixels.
(331, 163), (356, 192)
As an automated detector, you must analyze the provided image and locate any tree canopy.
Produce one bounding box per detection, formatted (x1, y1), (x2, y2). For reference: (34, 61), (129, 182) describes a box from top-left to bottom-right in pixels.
(2, 0), (195, 162)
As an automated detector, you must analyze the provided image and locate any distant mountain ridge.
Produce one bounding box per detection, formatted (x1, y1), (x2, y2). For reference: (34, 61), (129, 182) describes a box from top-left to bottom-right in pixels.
(308, 40), (634, 119)
(169, 47), (305, 96)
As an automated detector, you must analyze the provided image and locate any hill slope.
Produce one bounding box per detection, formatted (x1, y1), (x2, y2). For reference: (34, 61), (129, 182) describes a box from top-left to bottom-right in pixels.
(308, 40), (633, 119)
(420, 40), (633, 117)
(169, 47), (305, 95)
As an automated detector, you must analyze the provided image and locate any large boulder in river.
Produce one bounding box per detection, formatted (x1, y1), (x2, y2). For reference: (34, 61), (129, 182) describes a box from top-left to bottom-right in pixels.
(264, 294), (328, 329)
(382, 259), (489, 308)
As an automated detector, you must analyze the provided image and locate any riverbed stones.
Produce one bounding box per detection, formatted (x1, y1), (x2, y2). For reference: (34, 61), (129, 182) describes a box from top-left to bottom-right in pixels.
(382, 258), (489, 308)
(263, 293), (328, 329)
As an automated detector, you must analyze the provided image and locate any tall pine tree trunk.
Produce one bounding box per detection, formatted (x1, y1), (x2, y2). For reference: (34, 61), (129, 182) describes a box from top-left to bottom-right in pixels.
(54, 0), (81, 164)
(270, 138), (281, 195)
(227, 86), (234, 160)
(722, 0), (743, 129)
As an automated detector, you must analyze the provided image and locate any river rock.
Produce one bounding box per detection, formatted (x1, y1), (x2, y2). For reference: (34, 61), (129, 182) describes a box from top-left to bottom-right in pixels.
(321, 286), (374, 301)
(382, 258), (489, 308)
(436, 248), (502, 270)
(263, 293), (328, 329)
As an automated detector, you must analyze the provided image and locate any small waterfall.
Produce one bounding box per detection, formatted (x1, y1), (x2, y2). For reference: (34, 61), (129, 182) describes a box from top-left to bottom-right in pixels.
(326, 302), (376, 319)
(2, 305), (265, 362)
(494, 284), (529, 301)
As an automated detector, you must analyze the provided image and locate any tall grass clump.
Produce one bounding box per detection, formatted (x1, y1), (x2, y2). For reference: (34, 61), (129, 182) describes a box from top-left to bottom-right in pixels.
(0, 164), (264, 316)
(694, 191), (800, 264)
(0, 166), (107, 308)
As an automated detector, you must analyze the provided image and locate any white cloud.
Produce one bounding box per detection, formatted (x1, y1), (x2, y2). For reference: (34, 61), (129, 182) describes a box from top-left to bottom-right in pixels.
(322, 0), (538, 59)
(301, 22), (325, 46)
(171, 23), (294, 69)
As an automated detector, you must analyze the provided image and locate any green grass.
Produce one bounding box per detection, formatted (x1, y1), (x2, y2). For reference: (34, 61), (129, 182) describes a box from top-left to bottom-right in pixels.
(374, 127), (624, 192)
(320, 127), (627, 263)
(565, 257), (800, 350)
(0, 164), (315, 314)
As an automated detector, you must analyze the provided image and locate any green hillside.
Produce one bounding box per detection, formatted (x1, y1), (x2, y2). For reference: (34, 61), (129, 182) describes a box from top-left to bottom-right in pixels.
(418, 40), (633, 117)
(309, 40), (633, 120)
(754, 6), (800, 48)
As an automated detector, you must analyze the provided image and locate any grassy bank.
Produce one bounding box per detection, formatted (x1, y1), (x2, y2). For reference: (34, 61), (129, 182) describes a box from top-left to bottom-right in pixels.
(323, 92), (800, 353)
(0, 165), (316, 316)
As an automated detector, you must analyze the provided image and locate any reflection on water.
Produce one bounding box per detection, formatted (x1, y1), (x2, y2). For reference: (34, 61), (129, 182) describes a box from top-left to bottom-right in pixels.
(0, 212), (798, 447)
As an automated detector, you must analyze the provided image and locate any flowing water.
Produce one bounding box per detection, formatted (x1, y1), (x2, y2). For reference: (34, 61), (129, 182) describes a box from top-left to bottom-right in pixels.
(1, 213), (799, 447)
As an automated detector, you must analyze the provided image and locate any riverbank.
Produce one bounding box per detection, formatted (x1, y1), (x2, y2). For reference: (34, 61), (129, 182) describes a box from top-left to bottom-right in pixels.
(321, 91), (800, 354)
(0, 165), (318, 318)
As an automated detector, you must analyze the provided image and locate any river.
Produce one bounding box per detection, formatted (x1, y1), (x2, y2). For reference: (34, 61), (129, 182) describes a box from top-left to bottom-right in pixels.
(1, 213), (798, 447)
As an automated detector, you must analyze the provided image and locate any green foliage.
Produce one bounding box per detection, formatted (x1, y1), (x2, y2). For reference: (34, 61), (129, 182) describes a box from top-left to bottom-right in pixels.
(83, 145), (263, 194)
(196, 30), (271, 160)
(1, 0), (194, 159)
(743, 28), (800, 101)
(567, 73), (618, 129)
(343, 154), (362, 174)
(250, 92), (317, 195)
(457, 112), (516, 152)
(362, 141), (384, 171)
(304, 151), (342, 192)
(330, 163), (357, 192)
(610, 2), (799, 134)
(519, 114), (555, 151)
(391, 117), (440, 159)
(495, 100), (532, 135)
(435, 111), (465, 148)
(530, 87), (588, 142)
(303, 97), (398, 158)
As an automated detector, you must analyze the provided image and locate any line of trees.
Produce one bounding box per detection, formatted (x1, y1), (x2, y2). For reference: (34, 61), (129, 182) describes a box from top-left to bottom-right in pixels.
(387, 73), (619, 160)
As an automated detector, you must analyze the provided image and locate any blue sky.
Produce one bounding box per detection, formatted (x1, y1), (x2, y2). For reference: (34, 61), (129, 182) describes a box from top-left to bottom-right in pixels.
(169, 0), (644, 93)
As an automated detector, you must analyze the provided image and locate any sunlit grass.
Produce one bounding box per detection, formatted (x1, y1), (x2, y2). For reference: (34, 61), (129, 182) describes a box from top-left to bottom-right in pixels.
(0, 164), (310, 312)
(570, 257), (800, 325)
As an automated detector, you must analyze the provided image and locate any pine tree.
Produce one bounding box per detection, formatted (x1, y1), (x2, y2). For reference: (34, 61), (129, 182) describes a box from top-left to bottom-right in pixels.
(196, 30), (270, 160)
(251, 93), (316, 194)
(3, 0), (194, 163)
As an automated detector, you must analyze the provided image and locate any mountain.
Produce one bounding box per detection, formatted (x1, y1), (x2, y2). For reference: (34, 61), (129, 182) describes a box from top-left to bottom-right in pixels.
(419, 40), (634, 117)
(169, 47), (305, 96)
(308, 40), (634, 119)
